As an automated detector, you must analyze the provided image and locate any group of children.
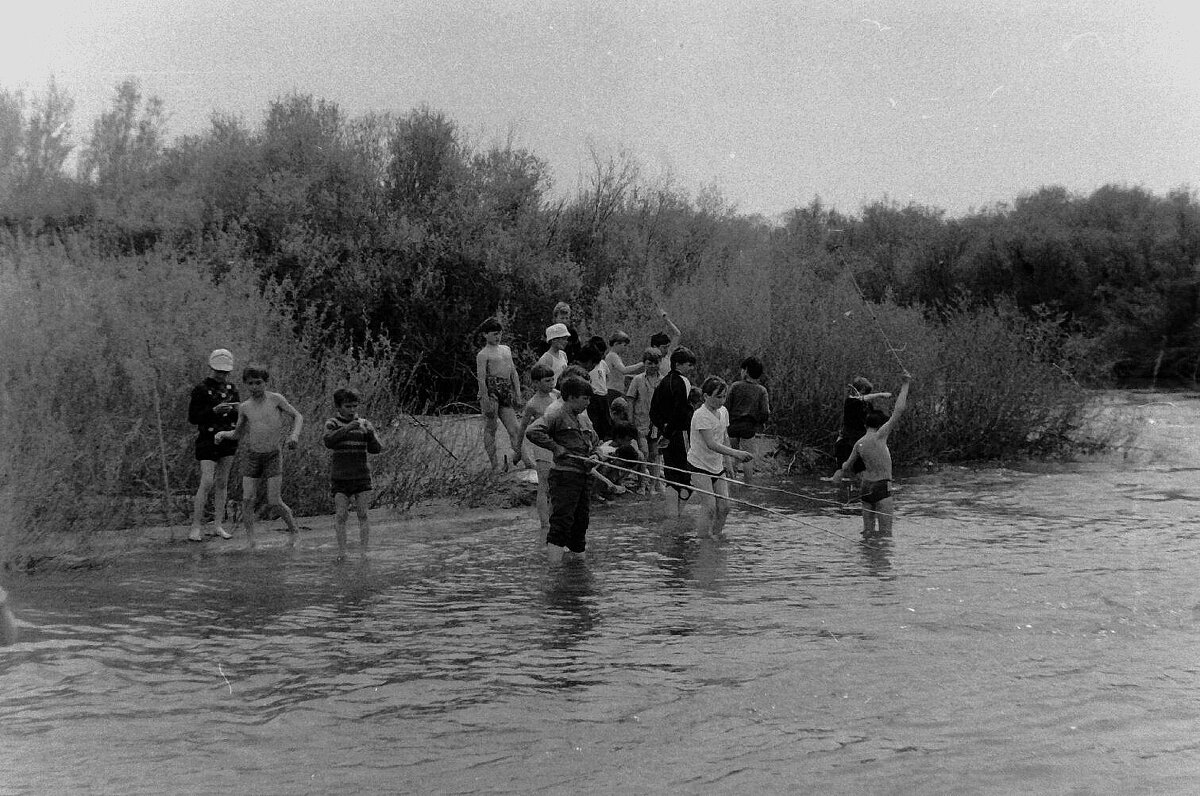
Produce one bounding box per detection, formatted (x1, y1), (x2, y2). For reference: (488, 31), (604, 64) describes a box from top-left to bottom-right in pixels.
(187, 303), (912, 559)
(188, 349), (381, 552)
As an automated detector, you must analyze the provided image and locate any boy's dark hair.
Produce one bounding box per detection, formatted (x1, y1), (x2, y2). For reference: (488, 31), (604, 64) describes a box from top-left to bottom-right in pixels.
(479, 316), (503, 334)
(575, 344), (602, 368)
(611, 422), (638, 441)
(740, 356), (764, 379)
(688, 387), (704, 406)
(641, 347), (662, 363)
(649, 332), (670, 348)
(242, 365), (270, 382)
(587, 335), (608, 354)
(670, 346), (697, 367)
(700, 375), (727, 396)
(559, 375), (592, 399)
(333, 387), (360, 407)
(559, 365), (590, 387)
(530, 363), (555, 382)
(865, 410), (888, 429)
(609, 331), (630, 346)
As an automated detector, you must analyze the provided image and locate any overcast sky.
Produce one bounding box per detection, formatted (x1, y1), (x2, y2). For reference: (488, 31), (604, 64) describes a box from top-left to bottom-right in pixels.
(3, 1), (1198, 218)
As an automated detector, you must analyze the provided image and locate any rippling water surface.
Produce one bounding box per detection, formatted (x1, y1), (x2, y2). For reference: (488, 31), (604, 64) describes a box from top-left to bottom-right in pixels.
(3, 392), (1200, 794)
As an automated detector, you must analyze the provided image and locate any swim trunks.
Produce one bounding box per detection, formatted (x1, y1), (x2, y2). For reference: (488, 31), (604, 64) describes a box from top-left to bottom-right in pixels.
(486, 375), (514, 409)
(244, 450), (282, 480)
(861, 479), (891, 507)
(331, 477), (373, 496)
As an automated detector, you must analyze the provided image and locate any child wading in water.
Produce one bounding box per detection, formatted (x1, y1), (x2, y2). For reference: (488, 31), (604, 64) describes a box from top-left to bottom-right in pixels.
(476, 317), (525, 471)
(625, 347), (664, 494)
(188, 348), (240, 542)
(687, 376), (754, 539)
(215, 366), (303, 547)
(524, 376), (601, 564)
(831, 373), (911, 539)
(725, 356), (771, 483)
(322, 388), (383, 553)
(517, 363), (559, 534)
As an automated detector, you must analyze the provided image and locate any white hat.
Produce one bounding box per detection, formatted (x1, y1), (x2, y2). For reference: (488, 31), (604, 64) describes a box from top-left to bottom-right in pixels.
(208, 348), (234, 372)
(545, 323), (569, 342)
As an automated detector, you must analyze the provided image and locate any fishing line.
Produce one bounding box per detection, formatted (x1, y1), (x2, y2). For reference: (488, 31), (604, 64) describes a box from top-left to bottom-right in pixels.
(572, 455), (889, 548)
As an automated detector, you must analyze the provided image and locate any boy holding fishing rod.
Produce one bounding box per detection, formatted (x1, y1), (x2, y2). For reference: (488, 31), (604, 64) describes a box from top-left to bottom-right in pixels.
(829, 373), (912, 539)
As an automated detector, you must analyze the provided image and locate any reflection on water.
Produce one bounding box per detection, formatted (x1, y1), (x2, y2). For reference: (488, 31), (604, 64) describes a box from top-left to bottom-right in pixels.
(2, 391), (1200, 793)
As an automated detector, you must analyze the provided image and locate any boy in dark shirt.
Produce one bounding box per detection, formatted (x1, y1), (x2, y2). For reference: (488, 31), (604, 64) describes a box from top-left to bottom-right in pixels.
(650, 346), (698, 514)
(322, 388), (383, 552)
(187, 349), (240, 542)
(726, 356), (771, 483)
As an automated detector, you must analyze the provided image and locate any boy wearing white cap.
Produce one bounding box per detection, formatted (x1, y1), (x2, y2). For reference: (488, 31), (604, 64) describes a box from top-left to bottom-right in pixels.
(187, 349), (240, 542)
(536, 323), (571, 383)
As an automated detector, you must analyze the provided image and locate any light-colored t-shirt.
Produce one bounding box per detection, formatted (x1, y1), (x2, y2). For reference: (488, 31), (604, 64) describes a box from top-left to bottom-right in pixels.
(625, 372), (661, 435)
(537, 350), (568, 382)
(588, 361), (609, 396)
(687, 404), (729, 474)
(604, 351), (628, 393)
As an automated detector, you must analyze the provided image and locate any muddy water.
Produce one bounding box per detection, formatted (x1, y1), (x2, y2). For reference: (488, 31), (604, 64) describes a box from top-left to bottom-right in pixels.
(2, 392), (1198, 794)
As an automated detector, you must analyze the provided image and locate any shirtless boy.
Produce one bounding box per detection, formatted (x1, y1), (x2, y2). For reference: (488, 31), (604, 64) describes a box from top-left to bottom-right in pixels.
(830, 373), (911, 539)
(215, 366), (303, 547)
(476, 317), (525, 470)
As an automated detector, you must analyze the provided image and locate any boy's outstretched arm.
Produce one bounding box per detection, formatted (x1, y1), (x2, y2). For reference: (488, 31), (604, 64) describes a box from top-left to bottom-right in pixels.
(878, 375), (912, 436)
(661, 310), (682, 348)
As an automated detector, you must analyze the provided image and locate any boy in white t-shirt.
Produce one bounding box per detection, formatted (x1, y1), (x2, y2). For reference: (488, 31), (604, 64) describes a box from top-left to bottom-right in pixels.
(687, 376), (753, 539)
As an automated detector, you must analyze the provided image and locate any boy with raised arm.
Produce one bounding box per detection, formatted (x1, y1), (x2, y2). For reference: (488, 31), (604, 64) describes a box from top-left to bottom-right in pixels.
(215, 365), (303, 547)
(830, 373), (912, 539)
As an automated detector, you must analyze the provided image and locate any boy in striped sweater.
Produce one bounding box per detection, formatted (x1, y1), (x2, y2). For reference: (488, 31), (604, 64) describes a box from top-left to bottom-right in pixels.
(323, 388), (383, 551)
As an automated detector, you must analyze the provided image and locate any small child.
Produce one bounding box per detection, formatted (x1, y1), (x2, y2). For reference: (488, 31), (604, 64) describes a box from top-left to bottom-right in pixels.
(725, 356), (771, 483)
(323, 388), (383, 552)
(525, 376), (602, 563)
(475, 317), (525, 471)
(830, 373), (912, 539)
(688, 386), (704, 411)
(187, 348), (240, 542)
(517, 363), (559, 533)
(687, 376), (754, 539)
(625, 348), (664, 492)
(606, 421), (649, 493)
(215, 365), (303, 547)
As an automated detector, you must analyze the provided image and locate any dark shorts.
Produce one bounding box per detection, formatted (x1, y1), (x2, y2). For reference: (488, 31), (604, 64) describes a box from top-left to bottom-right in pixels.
(486, 376), (514, 409)
(861, 479), (891, 507)
(243, 450), (282, 480)
(195, 435), (238, 462)
(331, 477), (373, 497)
(660, 431), (693, 498)
(727, 418), (757, 440)
(546, 469), (590, 553)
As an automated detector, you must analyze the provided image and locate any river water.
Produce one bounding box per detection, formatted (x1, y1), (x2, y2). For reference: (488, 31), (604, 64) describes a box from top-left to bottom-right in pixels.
(2, 391), (1198, 794)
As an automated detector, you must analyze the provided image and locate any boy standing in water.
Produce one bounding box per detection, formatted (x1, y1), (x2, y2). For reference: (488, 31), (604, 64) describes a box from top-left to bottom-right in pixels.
(831, 373), (911, 539)
(625, 348), (664, 493)
(525, 376), (601, 564)
(476, 317), (525, 471)
(323, 388), (383, 553)
(517, 363), (560, 534)
(215, 366), (303, 547)
(188, 348), (240, 542)
(650, 346), (698, 514)
(726, 356), (771, 483)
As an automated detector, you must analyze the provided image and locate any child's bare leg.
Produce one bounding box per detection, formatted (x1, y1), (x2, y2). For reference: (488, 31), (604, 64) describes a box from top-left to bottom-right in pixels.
(862, 502), (878, 537)
(212, 457), (234, 534)
(242, 476), (259, 548)
(711, 477), (732, 535)
(499, 407), (525, 467)
(265, 475), (300, 541)
(535, 462), (551, 532)
(334, 492), (350, 550)
(875, 496), (895, 537)
(191, 460), (218, 536)
(355, 492), (372, 548)
(481, 410), (499, 469)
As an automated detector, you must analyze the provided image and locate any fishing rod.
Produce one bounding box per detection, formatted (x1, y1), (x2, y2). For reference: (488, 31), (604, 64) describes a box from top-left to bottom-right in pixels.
(828, 230), (910, 374)
(572, 455), (887, 548)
